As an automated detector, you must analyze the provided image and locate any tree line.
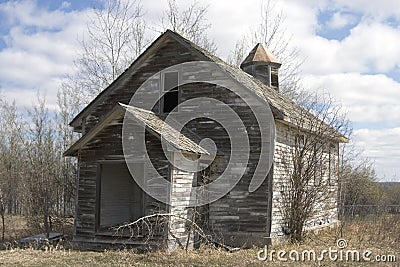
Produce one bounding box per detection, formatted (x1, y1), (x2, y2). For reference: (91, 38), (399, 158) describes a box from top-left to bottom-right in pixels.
(0, 93), (77, 240)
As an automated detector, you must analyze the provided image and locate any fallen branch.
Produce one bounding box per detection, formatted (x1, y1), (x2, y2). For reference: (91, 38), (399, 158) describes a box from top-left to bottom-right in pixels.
(112, 212), (240, 252)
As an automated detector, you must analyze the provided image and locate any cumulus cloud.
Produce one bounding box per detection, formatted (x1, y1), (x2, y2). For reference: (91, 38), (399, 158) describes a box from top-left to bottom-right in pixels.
(332, 0), (400, 21)
(1, 86), (59, 111)
(296, 21), (400, 75)
(326, 12), (358, 29)
(340, 22), (400, 73)
(353, 128), (400, 181)
(61, 2), (71, 10)
(254, 1), (400, 76)
(0, 0), (90, 109)
(303, 72), (400, 123)
(0, 0), (83, 30)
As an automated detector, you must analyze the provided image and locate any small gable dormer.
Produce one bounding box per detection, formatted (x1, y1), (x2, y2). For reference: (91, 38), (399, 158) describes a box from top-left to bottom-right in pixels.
(240, 43), (281, 91)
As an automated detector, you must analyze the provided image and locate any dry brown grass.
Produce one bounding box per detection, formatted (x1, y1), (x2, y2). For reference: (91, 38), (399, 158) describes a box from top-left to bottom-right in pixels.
(0, 215), (398, 266)
(0, 215), (74, 243)
(1, 216), (30, 241)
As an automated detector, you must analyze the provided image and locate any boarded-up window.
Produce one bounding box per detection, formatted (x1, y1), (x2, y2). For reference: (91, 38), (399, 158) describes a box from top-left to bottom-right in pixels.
(99, 163), (144, 228)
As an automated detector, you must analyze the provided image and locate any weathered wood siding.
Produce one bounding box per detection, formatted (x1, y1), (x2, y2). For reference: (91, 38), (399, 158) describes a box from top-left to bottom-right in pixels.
(177, 84), (272, 247)
(74, 118), (169, 244)
(270, 121), (339, 238)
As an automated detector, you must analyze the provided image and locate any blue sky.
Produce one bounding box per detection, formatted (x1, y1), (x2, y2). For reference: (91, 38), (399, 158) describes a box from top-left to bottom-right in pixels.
(0, 0), (399, 181)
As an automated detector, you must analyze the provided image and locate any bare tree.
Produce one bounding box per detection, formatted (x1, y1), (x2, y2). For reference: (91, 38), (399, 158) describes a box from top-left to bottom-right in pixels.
(385, 183), (400, 206)
(161, 0), (217, 53)
(227, 36), (247, 68)
(227, 0), (302, 98)
(0, 98), (26, 241)
(64, 0), (217, 111)
(0, 94), (77, 239)
(0, 189), (4, 242)
(0, 100), (25, 216)
(0, 101), (4, 241)
(24, 95), (60, 238)
(337, 142), (388, 217)
(65, 0), (147, 108)
(58, 1), (149, 204)
(275, 92), (350, 242)
(55, 89), (79, 216)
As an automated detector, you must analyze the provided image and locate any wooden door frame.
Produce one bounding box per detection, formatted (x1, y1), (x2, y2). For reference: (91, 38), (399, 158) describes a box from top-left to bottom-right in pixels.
(95, 160), (146, 233)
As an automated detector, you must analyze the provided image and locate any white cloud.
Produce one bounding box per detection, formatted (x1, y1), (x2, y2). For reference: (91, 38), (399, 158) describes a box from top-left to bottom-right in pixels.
(303, 73), (400, 123)
(61, 2), (71, 10)
(353, 128), (400, 181)
(297, 21), (400, 75)
(0, 0), (90, 109)
(332, 0), (400, 21)
(247, 1), (400, 76)
(340, 22), (400, 73)
(272, 0), (400, 181)
(1, 86), (58, 112)
(0, 0), (83, 30)
(327, 12), (358, 29)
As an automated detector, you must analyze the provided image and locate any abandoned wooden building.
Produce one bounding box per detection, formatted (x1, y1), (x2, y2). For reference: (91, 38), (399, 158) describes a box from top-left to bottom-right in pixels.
(64, 30), (347, 249)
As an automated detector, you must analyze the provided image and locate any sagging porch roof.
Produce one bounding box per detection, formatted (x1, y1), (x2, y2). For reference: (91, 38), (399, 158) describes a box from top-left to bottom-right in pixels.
(63, 104), (210, 157)
(119, 103), (210, 155)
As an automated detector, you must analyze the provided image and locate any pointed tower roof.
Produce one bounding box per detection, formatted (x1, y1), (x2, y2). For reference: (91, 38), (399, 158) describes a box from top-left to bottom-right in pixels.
(240, 43), (281, 67)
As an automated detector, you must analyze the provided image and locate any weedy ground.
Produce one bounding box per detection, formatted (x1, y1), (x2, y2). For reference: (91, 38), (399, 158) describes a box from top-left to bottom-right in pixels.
(0, 215), (398, 266)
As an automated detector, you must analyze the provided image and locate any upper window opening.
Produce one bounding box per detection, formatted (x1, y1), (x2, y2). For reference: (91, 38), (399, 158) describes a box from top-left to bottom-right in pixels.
(162, 72), (179, 114)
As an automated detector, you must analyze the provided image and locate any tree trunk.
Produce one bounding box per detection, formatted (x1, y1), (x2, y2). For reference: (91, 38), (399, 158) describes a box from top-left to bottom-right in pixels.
(43, 199), (50, 239)
(0, 210), (5, 242)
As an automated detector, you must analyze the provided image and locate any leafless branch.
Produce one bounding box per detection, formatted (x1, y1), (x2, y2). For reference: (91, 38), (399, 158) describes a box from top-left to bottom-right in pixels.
(161, 0), (217, 53)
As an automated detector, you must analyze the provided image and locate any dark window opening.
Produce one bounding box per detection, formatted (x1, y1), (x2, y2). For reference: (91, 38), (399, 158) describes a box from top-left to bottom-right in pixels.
(163, 90), (179, 113)
(162, 72), (179, 113)
(271, 67), (279, 88)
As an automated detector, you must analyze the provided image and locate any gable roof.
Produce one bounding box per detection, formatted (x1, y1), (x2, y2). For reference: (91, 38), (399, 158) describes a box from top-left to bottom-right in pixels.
(69, 30), (210, 130)
(68, 29), (348, 143)
(64, 103), (210, 156)
(64, 105), (124, 156)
